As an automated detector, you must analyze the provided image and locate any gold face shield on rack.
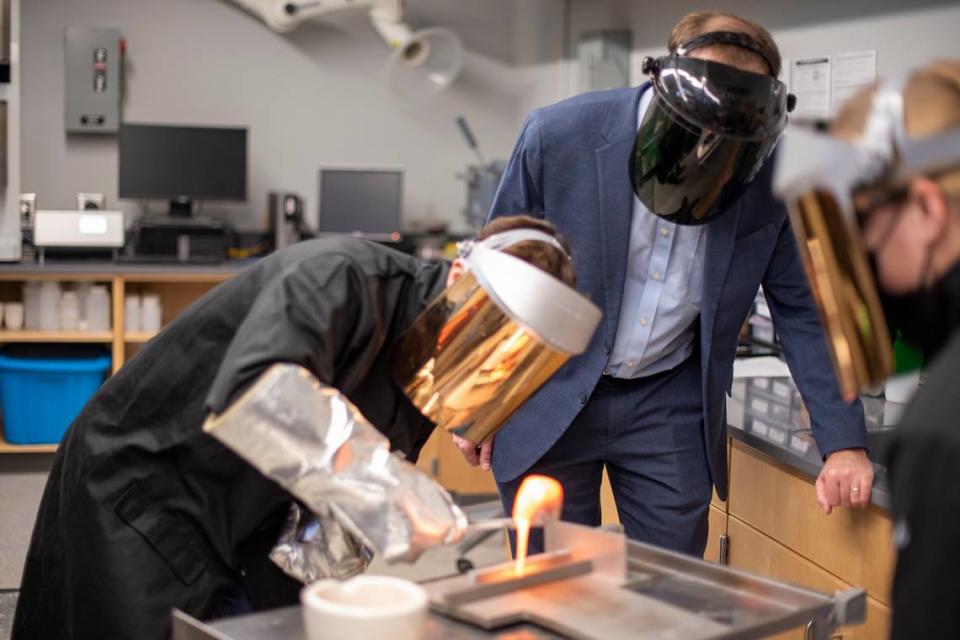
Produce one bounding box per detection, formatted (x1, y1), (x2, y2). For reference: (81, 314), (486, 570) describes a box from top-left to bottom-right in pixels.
(392, 243), (602, 445)
(774, 126), (960, 401)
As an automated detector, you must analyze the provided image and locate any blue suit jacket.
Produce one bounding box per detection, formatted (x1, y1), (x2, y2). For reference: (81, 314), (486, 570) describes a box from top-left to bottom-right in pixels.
(487, 85), (867, 498)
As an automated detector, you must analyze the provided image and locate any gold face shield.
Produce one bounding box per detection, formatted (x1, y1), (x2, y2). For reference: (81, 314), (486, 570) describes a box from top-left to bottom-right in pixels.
(774, 126), (960, 401)
(392, 242), (602, 445)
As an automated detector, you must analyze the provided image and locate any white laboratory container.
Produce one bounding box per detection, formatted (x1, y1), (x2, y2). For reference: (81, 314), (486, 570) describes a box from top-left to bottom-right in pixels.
(23, 282), (40, 330)
(87, 286), (111, 331)
(140, 294), (162, 333)
(38, 281), (61, 331)
(60, 291), (80, 331)
(125, 294), (141, 333)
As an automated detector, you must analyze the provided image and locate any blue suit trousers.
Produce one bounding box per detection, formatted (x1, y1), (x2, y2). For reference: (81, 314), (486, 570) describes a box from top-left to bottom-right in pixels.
(497, 353), (712, 556)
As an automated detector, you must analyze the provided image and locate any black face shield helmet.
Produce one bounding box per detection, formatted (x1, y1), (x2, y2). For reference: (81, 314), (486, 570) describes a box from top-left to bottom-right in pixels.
(631, 31), (797, 225)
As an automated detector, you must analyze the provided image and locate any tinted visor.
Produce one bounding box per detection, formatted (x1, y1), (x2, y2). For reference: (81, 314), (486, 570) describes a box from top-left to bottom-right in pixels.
(632, 56), (791, 225)
(787, 190), (893, 401)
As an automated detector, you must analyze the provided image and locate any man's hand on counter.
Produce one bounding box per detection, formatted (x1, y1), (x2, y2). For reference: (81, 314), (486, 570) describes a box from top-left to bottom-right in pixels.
(453, 434), (493, 471)
(815, 448), (874, 514)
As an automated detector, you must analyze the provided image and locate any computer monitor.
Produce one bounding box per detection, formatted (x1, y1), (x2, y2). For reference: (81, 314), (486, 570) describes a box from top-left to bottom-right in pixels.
(317, 168), (402, 236)
(118, 123), (247, 217)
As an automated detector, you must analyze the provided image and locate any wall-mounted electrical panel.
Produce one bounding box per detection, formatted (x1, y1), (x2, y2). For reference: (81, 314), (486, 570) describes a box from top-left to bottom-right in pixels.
(64, 27), (122, 134)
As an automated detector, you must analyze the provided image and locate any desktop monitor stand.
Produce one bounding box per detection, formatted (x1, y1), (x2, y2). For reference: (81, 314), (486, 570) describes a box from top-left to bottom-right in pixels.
(169, 196), (194, 217)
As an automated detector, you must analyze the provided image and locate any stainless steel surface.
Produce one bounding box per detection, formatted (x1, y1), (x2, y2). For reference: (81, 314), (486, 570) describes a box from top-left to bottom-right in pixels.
(204, 364), (467, 569)
(179, 520), (864, 640)
(463, 518), (513, 534)
(174, 606), (565, 640)
(393, 244), (601, 445)
(728, 375), (895, 511)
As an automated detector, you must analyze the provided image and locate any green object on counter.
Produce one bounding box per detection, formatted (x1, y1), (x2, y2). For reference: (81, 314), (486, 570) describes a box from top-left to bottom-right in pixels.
(893, 331), (924, 374)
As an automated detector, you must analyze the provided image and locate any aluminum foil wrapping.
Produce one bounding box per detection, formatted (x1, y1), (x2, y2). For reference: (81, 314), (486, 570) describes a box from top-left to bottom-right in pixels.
(203, 363), (468, 565)
(269, 503), (373, 583)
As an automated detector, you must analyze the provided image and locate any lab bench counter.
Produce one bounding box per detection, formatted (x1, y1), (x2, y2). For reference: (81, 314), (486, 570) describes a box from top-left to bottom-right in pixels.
(727, 376), (898, 512)
(720, 374), (898, 639)
(0, 259), (255, 278)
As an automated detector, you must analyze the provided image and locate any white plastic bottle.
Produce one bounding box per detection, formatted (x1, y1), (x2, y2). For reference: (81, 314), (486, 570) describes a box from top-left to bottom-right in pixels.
(87, 285), (111, 332)
(125, 294), (141, 333)
(60, 290), (80, 331)
(22, 282), (40, 330)
(140, 294), (162, 334)
(38, 281), (61, 331)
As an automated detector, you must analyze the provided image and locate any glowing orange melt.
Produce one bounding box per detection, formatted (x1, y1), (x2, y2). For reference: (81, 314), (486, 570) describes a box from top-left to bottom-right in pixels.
(512, 475), (564, 575)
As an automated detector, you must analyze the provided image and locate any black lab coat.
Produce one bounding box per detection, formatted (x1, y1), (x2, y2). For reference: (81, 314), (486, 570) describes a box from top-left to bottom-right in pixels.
(13, 239), (448, 640)
(887, 330), (960, 639)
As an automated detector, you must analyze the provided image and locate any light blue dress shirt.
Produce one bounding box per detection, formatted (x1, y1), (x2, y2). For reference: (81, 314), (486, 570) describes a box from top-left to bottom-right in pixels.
(606, 87), (707, 379)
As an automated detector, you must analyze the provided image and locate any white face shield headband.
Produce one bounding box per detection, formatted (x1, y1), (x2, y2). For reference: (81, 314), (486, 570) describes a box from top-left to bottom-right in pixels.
(455, 228), (570, 263)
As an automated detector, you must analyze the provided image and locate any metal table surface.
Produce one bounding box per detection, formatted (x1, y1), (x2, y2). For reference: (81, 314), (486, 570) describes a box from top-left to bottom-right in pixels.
(174, 527), (863, 640)
(176, 605), (563, 639)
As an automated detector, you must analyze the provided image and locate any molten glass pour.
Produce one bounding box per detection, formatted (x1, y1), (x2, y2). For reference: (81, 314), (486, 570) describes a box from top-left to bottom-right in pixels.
(511, 475), (564, 575)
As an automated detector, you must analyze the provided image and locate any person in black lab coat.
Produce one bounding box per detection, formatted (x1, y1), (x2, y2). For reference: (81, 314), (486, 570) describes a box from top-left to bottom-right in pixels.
(12, 214), (578, 640)
(775, 60), (960, 639)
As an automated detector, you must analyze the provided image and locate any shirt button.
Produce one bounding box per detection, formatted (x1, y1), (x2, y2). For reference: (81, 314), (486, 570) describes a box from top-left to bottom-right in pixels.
(661, 227), (670, 237)
(626, 360), (636, 368)
(640, 317), (649, 327)
(578, 392), (588, 405)
(602, 368), (610, 375)
(652, 271), (662, 281)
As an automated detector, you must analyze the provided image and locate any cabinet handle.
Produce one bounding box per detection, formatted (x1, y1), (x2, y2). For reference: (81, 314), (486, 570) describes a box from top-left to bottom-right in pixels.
(718, 534), (729, 565)
(803, 620), (842, 640)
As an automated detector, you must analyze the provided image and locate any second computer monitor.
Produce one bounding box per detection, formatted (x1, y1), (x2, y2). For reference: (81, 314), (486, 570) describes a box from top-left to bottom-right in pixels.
(317, 168), (402, 236)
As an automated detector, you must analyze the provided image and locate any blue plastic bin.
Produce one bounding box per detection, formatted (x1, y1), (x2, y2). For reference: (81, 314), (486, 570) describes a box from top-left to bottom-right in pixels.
(0, 347), (111, 444)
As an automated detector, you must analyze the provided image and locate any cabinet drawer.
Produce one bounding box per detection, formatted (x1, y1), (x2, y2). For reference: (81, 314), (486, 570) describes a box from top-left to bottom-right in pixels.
(728, 442), (893, 603)
(727, 517), (887, 640)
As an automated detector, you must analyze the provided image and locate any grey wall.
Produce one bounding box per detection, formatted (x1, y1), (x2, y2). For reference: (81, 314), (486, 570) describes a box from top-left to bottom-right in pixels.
(21, 0), (565, 232)
(539, 0), (960, 110)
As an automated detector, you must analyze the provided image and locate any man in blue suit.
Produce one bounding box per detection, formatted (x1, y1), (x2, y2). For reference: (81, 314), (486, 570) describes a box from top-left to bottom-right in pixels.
(455, 11), (875, 556)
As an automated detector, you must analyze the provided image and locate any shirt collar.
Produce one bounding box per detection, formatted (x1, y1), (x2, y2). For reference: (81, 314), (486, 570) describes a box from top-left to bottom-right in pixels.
(636, 84), (654, 129)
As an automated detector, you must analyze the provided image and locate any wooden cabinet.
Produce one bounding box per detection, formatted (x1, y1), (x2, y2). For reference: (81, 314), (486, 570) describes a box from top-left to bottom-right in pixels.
(415, 428), (498, 495)
(728, 441), (894, 603)
(704, 504), (727, 564)
(0, 269), (234, 453)
(726, 439), (894, 638)
(727, 517), (890, 640)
